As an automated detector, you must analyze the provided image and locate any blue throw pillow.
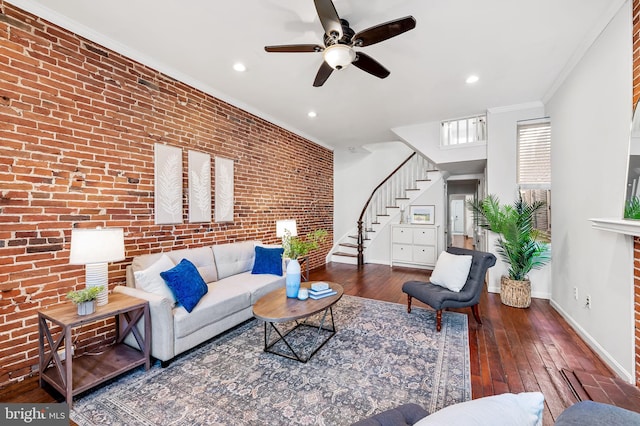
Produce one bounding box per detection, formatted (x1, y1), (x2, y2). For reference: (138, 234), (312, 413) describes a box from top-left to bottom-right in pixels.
(160, 258), (208, 313)
(252, 246), (284, 276)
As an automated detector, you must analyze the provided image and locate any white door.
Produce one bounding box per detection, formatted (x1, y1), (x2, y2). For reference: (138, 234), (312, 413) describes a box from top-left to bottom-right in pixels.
(451, 199), (465, 234)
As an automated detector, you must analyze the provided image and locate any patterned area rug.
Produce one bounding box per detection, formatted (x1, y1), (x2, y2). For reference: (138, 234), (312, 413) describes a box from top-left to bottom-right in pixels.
(71, 295), (470, 425)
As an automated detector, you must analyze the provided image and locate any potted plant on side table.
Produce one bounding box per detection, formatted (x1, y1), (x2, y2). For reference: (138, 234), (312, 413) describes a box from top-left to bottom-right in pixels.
(468, 194), (551, 308)
(282, 229), (328, 298)
(66, 286), (104, 315)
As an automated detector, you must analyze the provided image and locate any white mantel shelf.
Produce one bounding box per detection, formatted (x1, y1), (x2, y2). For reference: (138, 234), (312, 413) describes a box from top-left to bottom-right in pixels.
(590, 218), (640, 237)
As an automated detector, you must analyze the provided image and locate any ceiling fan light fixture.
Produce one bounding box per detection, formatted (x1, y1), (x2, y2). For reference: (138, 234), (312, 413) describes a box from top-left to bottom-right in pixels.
(323, 44), (356, 70)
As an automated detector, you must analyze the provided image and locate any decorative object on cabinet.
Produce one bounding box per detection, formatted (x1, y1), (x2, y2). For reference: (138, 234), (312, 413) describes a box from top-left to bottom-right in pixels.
(390, 224), (437, 269)
(69, 227), (125, 306)
(410, 205), (435, 224)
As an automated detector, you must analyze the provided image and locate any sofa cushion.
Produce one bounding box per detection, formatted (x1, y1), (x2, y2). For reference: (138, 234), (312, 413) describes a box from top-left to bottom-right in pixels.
(415, 392), (544, 426)
(221, 271), (285, 304)
(160, 259), (208, 313)
(173, 281), (251, 338)
(554, 400), (640, 425)
(132, 254), (177, 305)
(252, 246), (284, 276)
(212, 241), (257, 279)
(429, 251), (473, 292)
(166, 246), (218, 283)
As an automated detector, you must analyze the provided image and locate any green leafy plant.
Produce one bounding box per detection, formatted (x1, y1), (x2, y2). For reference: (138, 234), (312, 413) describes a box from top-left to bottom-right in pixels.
(66, 286), (104, 304)
(624, 196), (640, 219)
(283, 229), (328, 259)
(468, 194), (550, 281)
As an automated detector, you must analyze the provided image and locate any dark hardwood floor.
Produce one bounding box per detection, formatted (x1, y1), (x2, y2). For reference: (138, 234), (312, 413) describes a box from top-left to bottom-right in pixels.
(1, 256), (635, 425)
(310, 261), (636, 425)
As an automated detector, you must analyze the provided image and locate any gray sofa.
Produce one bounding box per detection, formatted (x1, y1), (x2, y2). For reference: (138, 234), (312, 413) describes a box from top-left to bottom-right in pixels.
(114, 241), (285, 363)
(351, 400), (640, 425)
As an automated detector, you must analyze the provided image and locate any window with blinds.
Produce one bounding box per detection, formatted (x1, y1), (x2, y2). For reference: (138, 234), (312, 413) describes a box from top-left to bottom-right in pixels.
(517, 120), (551, 241)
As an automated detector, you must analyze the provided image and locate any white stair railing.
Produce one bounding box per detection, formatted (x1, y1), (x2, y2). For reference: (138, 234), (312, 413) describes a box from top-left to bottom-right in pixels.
(356, 153), (435, 265)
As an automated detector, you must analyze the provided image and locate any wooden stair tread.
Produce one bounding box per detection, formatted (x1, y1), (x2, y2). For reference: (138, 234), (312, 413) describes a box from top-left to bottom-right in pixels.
(348, 235), (369, 240)
(333, 252), (358, 258)
(405, 188), (420, 191)
(339, 243), (358, 248)
(416, 179), (432, 182)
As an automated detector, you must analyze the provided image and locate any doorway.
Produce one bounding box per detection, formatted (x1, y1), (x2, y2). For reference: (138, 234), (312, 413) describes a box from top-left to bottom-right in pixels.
(446, 179), (480, 249)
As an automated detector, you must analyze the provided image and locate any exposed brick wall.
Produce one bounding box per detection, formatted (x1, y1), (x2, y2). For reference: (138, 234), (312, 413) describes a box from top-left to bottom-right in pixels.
(634, 0), (640, 386)
(0, 2), (333, 386)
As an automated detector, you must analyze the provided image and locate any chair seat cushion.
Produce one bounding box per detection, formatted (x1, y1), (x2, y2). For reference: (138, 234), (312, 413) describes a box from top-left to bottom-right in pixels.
(402, 280), (475, 310)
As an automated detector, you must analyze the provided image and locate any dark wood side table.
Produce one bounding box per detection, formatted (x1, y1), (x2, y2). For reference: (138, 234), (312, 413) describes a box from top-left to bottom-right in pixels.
(38, 292), (150, 408)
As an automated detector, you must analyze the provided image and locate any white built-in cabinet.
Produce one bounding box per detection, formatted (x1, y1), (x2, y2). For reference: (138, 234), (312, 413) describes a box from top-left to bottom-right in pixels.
(390, 224), (438, 268)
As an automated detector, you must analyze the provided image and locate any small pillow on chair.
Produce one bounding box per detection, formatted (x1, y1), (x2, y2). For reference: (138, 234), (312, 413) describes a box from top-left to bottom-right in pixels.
(160, 258), (208, 313)
(252, 246), (284, 276)
(429, 251), (473, 292)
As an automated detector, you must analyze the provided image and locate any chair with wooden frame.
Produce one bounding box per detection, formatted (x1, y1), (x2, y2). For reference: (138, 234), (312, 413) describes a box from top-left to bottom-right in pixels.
(402, 247), (496, 331)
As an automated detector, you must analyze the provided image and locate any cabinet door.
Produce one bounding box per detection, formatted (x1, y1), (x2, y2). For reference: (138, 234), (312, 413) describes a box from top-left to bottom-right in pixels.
(392, 227), (413, 244)
(392, 244), (413, 261)
(413, 227), (436, 245)
(413, 246), (436, 265)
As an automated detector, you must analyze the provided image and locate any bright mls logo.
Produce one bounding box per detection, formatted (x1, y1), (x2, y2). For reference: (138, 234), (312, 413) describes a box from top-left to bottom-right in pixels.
(1, 404), (68, 425)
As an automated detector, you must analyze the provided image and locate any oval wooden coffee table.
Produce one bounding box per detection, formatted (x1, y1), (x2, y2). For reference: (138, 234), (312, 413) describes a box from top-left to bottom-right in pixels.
(253, 281), (343, 363)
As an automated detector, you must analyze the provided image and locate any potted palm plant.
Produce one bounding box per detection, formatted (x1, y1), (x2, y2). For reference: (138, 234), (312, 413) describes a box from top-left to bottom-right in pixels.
(468, 194), (551, 308)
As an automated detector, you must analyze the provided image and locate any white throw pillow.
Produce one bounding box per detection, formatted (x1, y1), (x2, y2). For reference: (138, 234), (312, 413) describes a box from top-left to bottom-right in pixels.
(133, 254), (177, 305)
(429, 251), (473, 292)
(415, 392), (544, 426)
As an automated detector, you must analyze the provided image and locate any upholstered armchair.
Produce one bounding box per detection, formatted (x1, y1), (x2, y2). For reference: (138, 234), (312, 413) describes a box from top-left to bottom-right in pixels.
(402, 247), (496, 331)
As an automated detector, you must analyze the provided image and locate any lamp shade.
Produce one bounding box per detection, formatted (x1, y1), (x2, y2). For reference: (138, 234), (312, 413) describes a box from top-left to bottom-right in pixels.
(276, 220), (298, 238)
(69, 228), (125, 265)
(323, 44), (355, 70)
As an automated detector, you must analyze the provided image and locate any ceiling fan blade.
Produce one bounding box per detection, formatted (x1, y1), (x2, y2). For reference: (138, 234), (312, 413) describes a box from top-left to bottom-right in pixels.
(352, 16), (416, 47)
(265, 44), (324, 53)
(314, 0), (343, 40)
(352, 52), (390, 79)
(313, 61), (334, 87)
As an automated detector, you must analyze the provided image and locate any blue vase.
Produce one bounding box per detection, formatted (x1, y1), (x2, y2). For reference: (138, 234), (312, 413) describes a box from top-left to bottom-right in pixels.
(285, 258), (301, 298)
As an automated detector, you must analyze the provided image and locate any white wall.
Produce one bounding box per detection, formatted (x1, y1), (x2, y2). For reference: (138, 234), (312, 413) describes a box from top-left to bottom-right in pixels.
(334, 142), (414, 243)
(366, 177), (446, 264)
(545, 1), (633, 381)
(392, 122), (488, 165)
(485, 102), (552, 298)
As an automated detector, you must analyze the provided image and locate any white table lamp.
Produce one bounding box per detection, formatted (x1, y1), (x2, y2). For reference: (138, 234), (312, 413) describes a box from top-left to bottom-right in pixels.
(276, 219), (298, 239)
(69, 227), (125, 306)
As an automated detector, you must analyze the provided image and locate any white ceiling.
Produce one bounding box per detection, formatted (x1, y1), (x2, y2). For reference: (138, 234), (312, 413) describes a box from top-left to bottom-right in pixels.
(7, 0), (625, 151)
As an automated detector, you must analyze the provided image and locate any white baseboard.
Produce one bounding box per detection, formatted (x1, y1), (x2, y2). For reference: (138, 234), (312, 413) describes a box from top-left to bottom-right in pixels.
(550, 299), (633, 383)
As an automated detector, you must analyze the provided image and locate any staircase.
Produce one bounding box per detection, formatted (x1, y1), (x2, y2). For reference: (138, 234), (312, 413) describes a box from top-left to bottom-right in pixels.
(330, 152), (440, 265)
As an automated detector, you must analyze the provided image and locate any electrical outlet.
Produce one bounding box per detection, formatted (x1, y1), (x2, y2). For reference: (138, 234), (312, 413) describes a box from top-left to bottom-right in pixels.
(585, 295), (592, 309)
(573, 287), (578, 300)
(56, 346), (74, 362)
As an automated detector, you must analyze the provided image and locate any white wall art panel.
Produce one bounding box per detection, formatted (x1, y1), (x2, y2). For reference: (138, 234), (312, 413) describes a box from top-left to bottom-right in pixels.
(154, 143), (183, 225)
(188, 150), (212, 223)
(214, 156), (234, 222)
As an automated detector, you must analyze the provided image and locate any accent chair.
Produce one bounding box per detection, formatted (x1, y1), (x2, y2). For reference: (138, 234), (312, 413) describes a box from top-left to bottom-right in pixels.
(402, 247), (496, 331)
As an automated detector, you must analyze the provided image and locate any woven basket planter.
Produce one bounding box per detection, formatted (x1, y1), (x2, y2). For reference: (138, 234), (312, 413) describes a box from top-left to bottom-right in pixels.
(500, 276), (531, 308)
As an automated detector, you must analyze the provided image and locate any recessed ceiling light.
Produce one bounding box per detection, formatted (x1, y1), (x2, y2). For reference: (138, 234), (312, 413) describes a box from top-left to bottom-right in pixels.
(466, 75), (479, 84)
(307, 111), (317, 118)
(233, 63), (247, 72)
